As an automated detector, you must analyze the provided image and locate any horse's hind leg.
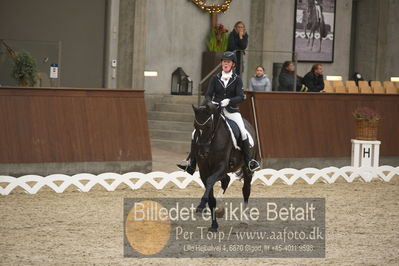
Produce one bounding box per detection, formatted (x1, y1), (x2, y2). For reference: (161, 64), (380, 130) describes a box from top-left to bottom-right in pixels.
(319, 28), (322, 52)
(220, 174), (230, 194)
(311, 32), (316, 51)
(319, 39), (322, 52)
(241, 167), (253, 224)
(304, 19), (309, 39)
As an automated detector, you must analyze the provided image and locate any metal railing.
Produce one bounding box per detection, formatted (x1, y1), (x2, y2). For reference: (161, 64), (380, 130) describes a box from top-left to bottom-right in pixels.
(197, 63), (221, 106)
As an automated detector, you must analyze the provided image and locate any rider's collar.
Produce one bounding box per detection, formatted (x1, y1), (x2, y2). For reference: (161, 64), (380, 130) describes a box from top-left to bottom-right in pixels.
(221, 70), (233, 81)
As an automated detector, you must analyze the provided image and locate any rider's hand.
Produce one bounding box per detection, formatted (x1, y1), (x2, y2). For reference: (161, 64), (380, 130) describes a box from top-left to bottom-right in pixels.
(221, 99), (230, 107)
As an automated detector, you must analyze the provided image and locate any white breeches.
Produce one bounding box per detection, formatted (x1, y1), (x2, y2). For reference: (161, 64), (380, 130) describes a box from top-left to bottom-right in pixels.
(223, 109), (247, 140)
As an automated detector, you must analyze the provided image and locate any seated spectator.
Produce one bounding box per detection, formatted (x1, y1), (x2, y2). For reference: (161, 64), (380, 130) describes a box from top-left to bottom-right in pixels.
(249, 65), (271, 92)
(303, 64), (325, 92)
(278, 61), (305, 91)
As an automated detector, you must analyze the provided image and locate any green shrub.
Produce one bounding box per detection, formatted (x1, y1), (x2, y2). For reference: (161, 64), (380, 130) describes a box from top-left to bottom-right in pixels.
(12, 51), (38, 87)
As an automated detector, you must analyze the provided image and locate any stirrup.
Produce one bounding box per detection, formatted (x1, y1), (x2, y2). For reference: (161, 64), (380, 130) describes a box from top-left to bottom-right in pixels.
(177, 160), (195, 175)
(177, 160), (189, 172)
(248, 159), (260, 172)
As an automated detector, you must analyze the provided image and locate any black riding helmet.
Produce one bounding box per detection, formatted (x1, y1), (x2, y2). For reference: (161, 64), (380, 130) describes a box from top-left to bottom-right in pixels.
(221, 51), (237, 64)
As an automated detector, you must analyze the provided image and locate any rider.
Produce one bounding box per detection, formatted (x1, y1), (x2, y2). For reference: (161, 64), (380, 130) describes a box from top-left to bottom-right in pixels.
(314, 0), (322, 23)
(177, 51), (260, 174)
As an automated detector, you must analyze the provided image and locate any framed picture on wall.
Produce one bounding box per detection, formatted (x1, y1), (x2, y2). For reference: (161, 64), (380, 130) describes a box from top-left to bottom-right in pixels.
(293, 0), (337, 62)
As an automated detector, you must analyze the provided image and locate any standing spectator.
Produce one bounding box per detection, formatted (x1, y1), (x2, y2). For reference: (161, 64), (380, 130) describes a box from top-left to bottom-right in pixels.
(278, 61), (305, 91)
(303, 64), (324, 92)
(227, 21), (248, 75)
(249, 65), (271, 91)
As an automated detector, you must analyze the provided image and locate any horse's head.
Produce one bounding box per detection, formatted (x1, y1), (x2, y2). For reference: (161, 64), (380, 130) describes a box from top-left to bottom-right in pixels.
(192, 102), (219, 159)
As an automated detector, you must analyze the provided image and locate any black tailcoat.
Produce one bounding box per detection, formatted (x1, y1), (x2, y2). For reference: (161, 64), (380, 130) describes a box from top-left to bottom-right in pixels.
(205, 72), (244, 113)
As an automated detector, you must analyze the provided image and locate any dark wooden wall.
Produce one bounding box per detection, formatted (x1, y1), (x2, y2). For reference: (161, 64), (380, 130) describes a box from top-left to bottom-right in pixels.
(241, 92), (399, 158)
(0, 87), (152, 163)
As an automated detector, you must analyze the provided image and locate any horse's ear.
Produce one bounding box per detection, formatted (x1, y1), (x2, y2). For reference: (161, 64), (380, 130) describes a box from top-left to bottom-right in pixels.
(192, 104), (197, 113)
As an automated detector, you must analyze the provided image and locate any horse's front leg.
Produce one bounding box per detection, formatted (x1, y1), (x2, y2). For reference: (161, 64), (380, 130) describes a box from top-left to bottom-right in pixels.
(196, 165), (225, 213)
(196, 173), (209, 213)
(204, 164), (225, 200)
(208, 188), (218, 232)
(241, 167), (254, 225)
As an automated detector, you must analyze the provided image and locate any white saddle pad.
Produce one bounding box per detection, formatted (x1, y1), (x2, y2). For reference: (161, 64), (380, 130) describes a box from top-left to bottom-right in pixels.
(221, 115), (254, 150)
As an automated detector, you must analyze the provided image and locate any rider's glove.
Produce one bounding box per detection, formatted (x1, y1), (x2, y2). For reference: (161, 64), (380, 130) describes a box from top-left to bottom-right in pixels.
(221, 99), (230, 107)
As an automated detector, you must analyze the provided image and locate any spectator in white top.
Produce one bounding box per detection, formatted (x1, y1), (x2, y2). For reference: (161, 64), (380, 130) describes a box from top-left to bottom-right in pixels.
(249, 65), (272, 92)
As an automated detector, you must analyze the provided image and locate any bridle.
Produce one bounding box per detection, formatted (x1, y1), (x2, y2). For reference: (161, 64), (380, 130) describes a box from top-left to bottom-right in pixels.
(194, 108), (222, 155)
(194, 114), (213, 127)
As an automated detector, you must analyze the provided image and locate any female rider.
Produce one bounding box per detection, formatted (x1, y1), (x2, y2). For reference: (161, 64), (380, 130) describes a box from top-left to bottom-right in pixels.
(177, 51), (260, 174)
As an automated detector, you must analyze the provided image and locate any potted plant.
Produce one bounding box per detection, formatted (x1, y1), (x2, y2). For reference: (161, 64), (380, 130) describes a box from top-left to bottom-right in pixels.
(353, 107), (381, 140)
(201, 24), (229, 94)
(11, 51), (38, 87)
(206, 24), (229, 52)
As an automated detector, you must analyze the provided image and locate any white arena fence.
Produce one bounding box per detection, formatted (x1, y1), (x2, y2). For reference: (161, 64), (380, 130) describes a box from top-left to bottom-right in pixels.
(0, 166), (398, 196)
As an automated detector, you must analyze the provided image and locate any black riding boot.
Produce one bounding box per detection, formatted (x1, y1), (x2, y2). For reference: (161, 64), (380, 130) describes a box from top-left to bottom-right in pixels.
(177, 139), (197, 175)
(242, 138), (260, 172)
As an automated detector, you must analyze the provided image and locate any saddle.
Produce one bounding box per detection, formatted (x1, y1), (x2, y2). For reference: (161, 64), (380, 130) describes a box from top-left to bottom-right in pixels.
(221, 115), (254, 150)
(226, 117), (241, 141)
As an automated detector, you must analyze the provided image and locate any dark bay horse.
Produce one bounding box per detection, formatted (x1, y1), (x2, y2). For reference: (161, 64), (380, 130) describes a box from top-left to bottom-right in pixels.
(192, 102), (258, 232)
(305, 0), (325, 52)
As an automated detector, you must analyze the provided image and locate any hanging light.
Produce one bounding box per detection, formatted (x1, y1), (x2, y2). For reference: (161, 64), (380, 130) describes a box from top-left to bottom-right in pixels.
(171, 67), (193, 95)
(144, 71), (158, 77)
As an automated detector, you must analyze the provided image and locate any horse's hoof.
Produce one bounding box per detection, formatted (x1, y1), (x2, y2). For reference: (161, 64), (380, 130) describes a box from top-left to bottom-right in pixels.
(239, 221), (249, 227)
(215, 207), (225, 218)
(208, 227), (218, 232)
(240, 217), (250, 226)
